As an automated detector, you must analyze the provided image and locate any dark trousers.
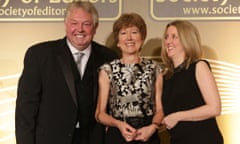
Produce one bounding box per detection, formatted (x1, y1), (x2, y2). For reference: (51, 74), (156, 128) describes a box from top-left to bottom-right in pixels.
(72, 128), (88, 144)
(72, 128), (81, 144)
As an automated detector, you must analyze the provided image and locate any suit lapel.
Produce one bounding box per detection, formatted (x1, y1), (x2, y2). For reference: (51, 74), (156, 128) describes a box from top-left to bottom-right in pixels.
(90, 46), (100, 104)
(57, 39), (78, 107)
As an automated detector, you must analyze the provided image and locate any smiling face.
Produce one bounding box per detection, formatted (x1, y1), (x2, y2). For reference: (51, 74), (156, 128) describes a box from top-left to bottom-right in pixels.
(117, 26), (143, 55)
(65, 7), (97, 50)
(164, 25), (185, 64)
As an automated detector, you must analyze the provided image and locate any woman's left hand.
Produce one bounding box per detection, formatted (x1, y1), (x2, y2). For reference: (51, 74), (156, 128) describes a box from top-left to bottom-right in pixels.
(134, 124), (157, 142)
(161, 112), (179, 130)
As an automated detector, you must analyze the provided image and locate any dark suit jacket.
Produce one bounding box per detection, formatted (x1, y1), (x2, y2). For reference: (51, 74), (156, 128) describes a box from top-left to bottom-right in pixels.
(15, 37), (118, 144)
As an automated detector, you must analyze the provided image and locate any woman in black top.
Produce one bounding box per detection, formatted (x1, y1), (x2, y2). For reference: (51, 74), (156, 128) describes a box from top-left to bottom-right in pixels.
(161, 20), (224, 144)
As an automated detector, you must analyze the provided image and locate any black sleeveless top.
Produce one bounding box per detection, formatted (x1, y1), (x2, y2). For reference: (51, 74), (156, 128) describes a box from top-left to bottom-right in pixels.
(162, 60), (223, 144)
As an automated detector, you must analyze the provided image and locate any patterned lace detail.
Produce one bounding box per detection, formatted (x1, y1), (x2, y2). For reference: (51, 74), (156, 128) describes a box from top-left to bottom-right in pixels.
(100, 58), (162, 119)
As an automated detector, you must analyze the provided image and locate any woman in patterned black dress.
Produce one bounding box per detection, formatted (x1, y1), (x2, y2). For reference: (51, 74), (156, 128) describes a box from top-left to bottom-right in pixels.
(161, 20), (224, 144)
(95, 13), (164, 144)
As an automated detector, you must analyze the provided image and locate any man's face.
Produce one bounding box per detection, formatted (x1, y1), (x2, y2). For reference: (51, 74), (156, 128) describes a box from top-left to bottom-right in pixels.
(65, 7), (97, 50)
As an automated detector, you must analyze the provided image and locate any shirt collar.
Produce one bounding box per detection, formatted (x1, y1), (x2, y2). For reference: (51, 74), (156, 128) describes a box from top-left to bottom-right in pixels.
(66, 39), (92, 57)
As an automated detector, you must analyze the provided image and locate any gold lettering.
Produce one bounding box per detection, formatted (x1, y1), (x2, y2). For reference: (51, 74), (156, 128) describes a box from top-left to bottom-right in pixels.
(50, 0), (73, 3)
(63, 0), (73, 3)
(49, 0), (61, 3)
(156, 0), (165, 2)
(1, 0), (10, 7)
(22, 0), (39, 4)
(109, 0), (117, 3)
(89, 0), (98, 3)
(49, 0), (118, 4)
(220, 0), (227, 6)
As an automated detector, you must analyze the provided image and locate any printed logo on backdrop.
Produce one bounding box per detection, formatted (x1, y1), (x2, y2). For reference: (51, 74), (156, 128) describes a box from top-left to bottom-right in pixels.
(0, 0), (122, 22)
(150, 0), (240, 21)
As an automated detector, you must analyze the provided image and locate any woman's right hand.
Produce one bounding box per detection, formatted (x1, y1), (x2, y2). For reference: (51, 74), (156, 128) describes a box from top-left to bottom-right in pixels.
(117, 121), (137, 142)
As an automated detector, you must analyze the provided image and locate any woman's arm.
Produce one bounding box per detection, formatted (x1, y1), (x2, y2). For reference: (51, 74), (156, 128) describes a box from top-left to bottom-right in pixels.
(95, 69), (119, 126)
(162, 61), (221, 129)
(95, 69), (136, 141)
(152, 72), (164, 126)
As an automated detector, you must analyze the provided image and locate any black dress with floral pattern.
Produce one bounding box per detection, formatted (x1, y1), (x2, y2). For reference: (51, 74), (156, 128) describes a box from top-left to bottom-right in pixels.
(100, 58), (163, 144)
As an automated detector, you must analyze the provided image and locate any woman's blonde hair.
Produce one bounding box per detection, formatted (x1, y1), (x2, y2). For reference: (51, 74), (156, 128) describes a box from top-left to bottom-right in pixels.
(161, 20), (203, 78)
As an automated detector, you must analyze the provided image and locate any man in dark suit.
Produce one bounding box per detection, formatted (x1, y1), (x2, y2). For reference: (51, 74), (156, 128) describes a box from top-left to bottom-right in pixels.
(15, 1), (118, 144)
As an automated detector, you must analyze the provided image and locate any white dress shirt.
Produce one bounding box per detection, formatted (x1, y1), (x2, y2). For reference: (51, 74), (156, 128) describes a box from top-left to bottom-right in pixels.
(67, 39), (91, 77)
